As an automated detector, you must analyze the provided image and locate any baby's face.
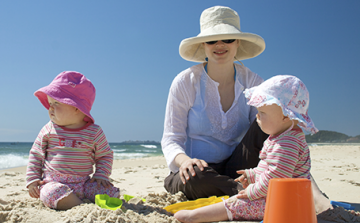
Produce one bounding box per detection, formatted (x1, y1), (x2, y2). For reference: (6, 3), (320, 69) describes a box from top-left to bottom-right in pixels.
(47, 96), (79, 128)
(256, 104), (286, 136)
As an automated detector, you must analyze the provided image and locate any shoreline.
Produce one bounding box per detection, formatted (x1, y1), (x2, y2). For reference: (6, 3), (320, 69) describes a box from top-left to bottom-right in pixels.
(0, 155), (167, 174)
(0, 146), (359, 222)
(0, 165), (27, 173)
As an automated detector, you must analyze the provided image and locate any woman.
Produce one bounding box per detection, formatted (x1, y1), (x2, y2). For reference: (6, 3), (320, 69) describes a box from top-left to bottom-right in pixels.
(161, 6), (268, 200)
(161, 7), (331, 214)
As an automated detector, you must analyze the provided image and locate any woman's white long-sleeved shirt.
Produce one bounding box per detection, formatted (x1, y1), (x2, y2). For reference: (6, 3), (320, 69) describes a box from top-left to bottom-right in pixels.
(161, 63), (263, 173)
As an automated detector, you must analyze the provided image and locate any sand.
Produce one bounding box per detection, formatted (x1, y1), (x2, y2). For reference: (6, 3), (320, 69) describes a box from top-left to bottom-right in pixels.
(0, 145), (359, 223)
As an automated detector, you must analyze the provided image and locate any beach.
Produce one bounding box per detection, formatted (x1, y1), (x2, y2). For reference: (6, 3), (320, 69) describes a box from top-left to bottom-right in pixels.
(0, 145), (359, 223)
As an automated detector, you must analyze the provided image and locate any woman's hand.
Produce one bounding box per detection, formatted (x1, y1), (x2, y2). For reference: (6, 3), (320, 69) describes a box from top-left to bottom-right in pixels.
(234, 170), (249, 188)
(90, 178), (113, 188)
(27, 180), (45, 198)
(178, 157), (208, 184)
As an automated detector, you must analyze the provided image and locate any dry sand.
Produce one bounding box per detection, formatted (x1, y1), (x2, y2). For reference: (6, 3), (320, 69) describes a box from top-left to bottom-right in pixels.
(0, 145), (359, 223)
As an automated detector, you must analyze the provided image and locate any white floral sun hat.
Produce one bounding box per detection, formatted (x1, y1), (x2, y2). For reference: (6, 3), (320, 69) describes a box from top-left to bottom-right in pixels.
(179, 6), (265, 62)
(244, 75), (318, 135)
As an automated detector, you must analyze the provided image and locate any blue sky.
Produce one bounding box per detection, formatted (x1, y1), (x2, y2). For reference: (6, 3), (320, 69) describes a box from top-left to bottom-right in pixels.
(0, 1), (359, 142)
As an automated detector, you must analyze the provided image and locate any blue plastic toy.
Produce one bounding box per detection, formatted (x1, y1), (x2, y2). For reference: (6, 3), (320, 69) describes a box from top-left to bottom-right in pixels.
(331, 201), (355, 210)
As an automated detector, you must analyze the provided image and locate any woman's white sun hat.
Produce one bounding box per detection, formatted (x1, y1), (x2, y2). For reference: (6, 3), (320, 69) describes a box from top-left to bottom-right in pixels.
(179, 6), (266, 63)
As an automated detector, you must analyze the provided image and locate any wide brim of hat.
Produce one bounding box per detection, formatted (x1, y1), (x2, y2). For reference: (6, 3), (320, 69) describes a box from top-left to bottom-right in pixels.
(244, 88), (318, 135)
(34, 87), (95, 123)
(179, 32), (265, 62)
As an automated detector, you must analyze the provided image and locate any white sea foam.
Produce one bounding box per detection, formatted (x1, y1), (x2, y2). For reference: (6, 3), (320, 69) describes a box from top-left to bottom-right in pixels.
(142, 149), (157, 153)
(0, 154), (29, 170)
(140, 144), (157, 149)
(135, 149), (158, 153)
(112, 149), (127, 152)
(113, 153), (148, 159)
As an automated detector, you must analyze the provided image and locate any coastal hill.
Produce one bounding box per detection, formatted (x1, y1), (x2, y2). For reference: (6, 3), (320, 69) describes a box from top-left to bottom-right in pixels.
(305, 130), (360, 143)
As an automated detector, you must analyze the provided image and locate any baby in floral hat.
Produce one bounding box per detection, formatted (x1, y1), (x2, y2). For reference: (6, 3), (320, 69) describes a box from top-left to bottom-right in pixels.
(26, 71), (120, 210)
(175, 75), (318, 222)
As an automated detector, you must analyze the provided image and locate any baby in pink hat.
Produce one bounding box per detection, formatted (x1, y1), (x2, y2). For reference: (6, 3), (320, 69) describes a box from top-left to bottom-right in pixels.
(175, 75), (318, 222)
(26, 71), (120, 210)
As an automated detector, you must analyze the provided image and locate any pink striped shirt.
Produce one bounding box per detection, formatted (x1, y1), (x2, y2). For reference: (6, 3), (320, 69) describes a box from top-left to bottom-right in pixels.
(245, 128), (311, 200)
(26, 121), (113, 187)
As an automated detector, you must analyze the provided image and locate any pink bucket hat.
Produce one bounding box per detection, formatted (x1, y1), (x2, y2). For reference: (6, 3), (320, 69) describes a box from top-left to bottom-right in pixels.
(244, 75), (318, 135)
(34, 71), (96, 123)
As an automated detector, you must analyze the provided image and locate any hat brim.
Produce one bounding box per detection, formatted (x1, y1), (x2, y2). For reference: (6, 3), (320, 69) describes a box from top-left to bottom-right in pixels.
(244, 88), (318, 135)
(179, 32), (265, 62)
(34, 87), (95, 123)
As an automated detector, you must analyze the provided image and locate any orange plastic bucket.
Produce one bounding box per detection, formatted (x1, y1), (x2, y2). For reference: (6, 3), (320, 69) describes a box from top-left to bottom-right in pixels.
(263, 178), (317, 223)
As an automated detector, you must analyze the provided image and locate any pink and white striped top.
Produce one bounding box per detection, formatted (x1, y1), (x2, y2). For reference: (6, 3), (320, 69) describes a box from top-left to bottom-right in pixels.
(245, 128), (311, 200)
(26, 121), (113, 187)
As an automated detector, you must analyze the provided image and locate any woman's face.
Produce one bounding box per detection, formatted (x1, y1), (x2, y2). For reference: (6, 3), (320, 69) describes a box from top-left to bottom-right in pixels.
(203, 39), (239, 65)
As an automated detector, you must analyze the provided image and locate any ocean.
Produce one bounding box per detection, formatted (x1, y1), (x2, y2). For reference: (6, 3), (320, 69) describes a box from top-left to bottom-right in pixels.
(0, 142), (163, 170)
(2, 142), (358, 171)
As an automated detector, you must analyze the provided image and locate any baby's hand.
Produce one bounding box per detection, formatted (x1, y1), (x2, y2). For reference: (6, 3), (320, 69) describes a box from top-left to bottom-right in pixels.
(90, 178), (113, 188)
(234, 170), (249, 188)
(27, 180), (44, 198)
(236, 189), (249, 199)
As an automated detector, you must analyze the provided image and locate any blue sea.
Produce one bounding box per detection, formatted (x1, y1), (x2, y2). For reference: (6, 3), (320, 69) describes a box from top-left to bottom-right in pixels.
(0, 142), (163, 170)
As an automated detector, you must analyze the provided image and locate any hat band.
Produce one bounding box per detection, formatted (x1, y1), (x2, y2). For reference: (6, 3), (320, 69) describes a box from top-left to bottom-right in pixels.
(198, 24), (241, 37)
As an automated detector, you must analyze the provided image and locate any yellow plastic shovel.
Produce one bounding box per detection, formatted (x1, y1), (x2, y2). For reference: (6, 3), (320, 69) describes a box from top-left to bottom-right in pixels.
(164, 195), (229, 214)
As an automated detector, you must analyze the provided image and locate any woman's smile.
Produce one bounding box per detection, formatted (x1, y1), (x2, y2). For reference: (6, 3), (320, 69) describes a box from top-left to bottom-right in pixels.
(214, 50), (227, 55)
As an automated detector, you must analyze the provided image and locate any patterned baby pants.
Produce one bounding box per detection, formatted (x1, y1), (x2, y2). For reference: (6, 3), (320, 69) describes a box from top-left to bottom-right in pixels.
(40, 171), (120, 209)
(223, 195), (266, 221)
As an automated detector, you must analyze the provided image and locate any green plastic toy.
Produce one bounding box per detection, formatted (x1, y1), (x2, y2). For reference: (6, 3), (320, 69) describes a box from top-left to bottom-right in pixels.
(95, 194), (123, 210)
(123, 194), (146, 202)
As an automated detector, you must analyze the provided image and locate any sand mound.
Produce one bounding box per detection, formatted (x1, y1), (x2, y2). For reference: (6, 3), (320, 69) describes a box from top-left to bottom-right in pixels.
(0, 192), (187, 223)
